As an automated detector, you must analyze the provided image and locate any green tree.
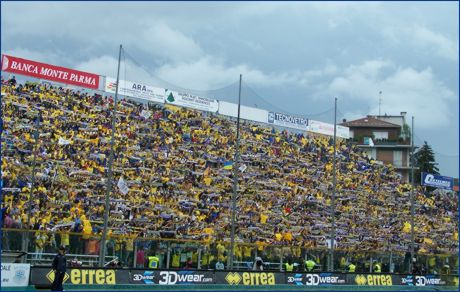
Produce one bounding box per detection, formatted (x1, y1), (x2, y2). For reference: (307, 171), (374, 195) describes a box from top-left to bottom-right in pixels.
(401, 123), (411, 141)
(413, 141), (439, 184)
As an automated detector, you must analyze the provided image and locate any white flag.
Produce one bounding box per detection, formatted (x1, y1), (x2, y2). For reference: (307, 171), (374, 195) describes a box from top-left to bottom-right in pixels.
(117, 176), (129, 195)
(58, 137), (71, 145)
(326, 238), (338, 249)
(369, 138), (375, 147)
(140, 110), (151, 119)
(364, 137), (375, 147)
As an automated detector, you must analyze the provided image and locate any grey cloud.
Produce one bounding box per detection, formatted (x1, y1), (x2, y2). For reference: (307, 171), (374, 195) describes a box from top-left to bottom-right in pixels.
(327, 60), (456, 129)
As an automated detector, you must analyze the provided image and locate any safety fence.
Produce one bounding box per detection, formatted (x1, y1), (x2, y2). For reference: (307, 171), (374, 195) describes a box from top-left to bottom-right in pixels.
(2, 229), (458, 275)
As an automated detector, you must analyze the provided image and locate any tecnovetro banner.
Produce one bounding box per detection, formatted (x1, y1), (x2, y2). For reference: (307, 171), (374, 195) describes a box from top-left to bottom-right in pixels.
(1, 263), (30, 287)
(1, 55), (99, 89)
(268, 112), (309, 131)
(105, 77), (164, 103)
(165, 89), (219, 113)
(421, 172), (454, 190)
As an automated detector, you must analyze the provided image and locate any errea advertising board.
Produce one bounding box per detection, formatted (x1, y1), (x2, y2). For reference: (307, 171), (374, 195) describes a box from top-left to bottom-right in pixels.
(30, 267), (128, 285)
(215, 271), (283, 286)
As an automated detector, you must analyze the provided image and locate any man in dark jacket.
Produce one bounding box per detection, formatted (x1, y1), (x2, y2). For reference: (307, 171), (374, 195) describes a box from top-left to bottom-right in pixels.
(8, 76), (16, 86)
(51, 246), (67, 291)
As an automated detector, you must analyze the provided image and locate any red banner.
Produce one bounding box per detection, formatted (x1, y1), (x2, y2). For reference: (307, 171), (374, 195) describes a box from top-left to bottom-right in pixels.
(1, 55), (99, 89)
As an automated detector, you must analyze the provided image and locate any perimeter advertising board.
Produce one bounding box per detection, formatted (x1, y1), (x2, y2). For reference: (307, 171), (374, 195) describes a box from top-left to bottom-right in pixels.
(215, 271), (283, 286)
(1, 263), (30, 287)
(399, 275), (454, 286)
(30, 267), (129, 286)
(285, 273), (347, 286)
(421, 172), (454, 190)
(1, 55), (99, 89)
(353, 274), (395, 286)
(130, 270), (213, 285)
(165, 89), (218, 112)
(268, 112), (308, 131)
(105, 77), (164, 103)
(30, 268), (458, 287)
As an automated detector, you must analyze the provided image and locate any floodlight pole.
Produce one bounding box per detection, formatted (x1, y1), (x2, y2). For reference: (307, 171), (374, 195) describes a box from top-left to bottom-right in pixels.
(99, 44), (122, 267)
(228, 74), (242, 270)
(409, 116), (415, 273)
(329, 97), (337, 272)
(0, 92), (3, 254)
(25, 110), (41, 253)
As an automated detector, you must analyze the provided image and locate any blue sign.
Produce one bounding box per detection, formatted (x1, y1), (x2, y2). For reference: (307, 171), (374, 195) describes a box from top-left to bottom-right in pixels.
(421, 172), (453, 190)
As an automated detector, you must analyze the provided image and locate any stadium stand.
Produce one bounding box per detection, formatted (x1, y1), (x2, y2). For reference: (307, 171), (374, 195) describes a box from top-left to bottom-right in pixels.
(1, 78), (458, 274)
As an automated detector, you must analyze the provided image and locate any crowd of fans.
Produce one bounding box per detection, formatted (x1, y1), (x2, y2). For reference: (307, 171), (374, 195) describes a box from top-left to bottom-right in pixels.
(1, 78), (458, 267)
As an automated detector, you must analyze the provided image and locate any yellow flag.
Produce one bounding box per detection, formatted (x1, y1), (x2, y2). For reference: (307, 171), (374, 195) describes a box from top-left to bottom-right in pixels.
(423, 238), (433, 245)
(260, 214), (268, 224)
(403, 222), (411, 233)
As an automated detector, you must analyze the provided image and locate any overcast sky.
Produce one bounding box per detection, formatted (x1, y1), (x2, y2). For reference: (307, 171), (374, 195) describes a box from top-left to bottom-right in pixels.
(2, 1), (458, 177)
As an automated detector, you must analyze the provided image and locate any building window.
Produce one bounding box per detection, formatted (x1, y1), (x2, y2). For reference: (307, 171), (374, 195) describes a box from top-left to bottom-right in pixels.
(393, 150), (402, 167)
(373, 131), (388, 139)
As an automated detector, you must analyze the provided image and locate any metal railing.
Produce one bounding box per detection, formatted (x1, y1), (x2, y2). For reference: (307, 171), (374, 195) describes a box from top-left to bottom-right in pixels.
(1, 228), (458, 275)
(25, 252), (117, 267)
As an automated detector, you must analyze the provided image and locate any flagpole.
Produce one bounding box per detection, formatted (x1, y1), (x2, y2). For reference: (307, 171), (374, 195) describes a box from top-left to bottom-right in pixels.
(228, 74), (242, 270)
(409, 116), (415, 273)
(99, 44), (122, 267)
(24, 110), (41, 254)
(0, 92), (3, 256)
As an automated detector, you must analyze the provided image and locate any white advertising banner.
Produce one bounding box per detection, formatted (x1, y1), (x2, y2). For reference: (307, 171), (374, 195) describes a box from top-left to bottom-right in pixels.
(105, 77), (164, 103)
(268, 111), (308, 131)
(309, 120), (349, 139)
(165, 89), (219, 113)
(1, 263), (30, 287)
(218, 101), (268, 123)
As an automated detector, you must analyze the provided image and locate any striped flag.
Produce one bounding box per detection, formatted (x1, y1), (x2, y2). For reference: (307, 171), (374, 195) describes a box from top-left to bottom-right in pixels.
(223, 161), (233, 170)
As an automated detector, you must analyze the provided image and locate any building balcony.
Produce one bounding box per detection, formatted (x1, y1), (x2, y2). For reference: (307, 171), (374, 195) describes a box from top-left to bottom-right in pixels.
(351, 137), (411, 146)
(393, 165), (412, 170)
